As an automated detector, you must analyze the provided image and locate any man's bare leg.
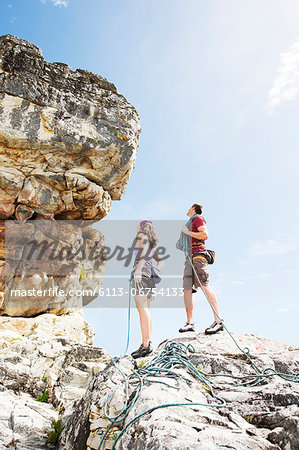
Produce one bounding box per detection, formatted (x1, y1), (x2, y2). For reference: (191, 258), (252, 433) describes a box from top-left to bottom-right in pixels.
(201, 284), (221, 323)
(184, 288), (194, 324)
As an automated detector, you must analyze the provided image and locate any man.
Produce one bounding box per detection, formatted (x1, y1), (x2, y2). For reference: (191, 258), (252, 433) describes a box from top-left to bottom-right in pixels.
(179, 203), (223, 334)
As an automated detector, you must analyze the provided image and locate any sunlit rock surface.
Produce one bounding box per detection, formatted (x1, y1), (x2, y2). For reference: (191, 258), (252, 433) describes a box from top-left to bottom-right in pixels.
(0, 34), (140, 220)
(0, 310), (111, 448)
(0, 320), (298, 449)
(0, 219), (105, 317)
(60, 332), (299, 450)
(0, 34), (140, 317)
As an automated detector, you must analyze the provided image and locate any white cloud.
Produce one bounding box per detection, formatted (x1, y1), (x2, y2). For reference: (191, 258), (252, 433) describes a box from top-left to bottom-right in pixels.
(41, 0), (69, 7)
(276, 307), (290, 313)
(249, 238), (297, 257)
(232, 280), (245, 286)
(267, 38), (299, 111)
(238, 233), (299, 266)
(52, 0), (69, 6)
(276, 304), (297, 314)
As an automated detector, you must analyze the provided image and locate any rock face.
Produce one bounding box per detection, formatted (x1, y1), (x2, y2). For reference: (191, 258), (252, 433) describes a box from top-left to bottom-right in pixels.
(0, 322), (298, 449)
(0, 310), (111, 448)
(0, 34), (140, 317)
(60, 331), (299, 450)
(0, 34), (140, 220)
(1, 219), (105, 316)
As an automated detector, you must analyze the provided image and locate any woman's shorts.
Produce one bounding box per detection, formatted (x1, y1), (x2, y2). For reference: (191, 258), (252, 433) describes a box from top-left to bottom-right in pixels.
(183, 253), (209, 289)
(131, 264), (156, 300)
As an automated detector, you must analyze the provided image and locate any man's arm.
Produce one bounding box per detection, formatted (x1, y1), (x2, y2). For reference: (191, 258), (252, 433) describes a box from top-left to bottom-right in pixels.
(181, 225), (208, 240)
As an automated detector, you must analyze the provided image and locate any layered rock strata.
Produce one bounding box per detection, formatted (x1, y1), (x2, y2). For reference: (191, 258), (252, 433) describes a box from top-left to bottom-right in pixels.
(1, 219), (105, 316)
(0, 34), (140, 316)
(0, 34), (140, 221)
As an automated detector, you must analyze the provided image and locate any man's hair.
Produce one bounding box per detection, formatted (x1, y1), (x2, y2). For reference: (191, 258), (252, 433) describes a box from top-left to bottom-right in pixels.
(192, 203), (203, 215)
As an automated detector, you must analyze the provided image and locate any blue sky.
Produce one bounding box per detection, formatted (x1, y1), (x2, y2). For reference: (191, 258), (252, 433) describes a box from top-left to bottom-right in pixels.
(1, 0), (299, 354)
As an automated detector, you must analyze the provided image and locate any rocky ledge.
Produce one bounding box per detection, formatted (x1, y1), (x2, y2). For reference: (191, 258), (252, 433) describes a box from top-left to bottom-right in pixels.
(0, 34), (141, 221)
(0, 321), (298, 449)
(0, 34), (141, 317)
(62, 331), (299, 450)
(0, 310), (111, 449)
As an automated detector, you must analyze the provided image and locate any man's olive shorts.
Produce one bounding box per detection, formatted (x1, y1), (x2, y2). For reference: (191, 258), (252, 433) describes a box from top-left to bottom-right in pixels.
(183, 253), (209, 289)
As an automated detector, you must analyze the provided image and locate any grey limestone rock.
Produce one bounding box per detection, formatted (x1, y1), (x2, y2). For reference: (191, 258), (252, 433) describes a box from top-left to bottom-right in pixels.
(60, 331), (299, 450)
(0, 310), (111, 449)
(0, 34), (140, 316)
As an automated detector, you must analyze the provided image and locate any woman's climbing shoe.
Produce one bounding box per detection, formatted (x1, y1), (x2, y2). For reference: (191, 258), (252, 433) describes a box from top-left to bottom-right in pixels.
(131, 341), (153, 359)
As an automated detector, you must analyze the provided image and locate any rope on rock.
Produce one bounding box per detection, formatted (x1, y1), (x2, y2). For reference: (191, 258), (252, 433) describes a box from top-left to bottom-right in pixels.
(97, 336), (299, 449)
(97, 341), (226, 450)
(96, 250), (299, 449)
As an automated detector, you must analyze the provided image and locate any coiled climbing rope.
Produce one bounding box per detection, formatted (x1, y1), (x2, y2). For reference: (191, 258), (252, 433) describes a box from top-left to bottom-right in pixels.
(96, 251), (299, 449)
(97, 340), (226, 450)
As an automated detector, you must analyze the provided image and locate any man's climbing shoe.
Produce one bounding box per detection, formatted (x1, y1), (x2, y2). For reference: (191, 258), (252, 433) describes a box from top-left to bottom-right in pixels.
(131, 341), (153, 359)
(179, 322), (195, 333)
(205, 320), (224, 335)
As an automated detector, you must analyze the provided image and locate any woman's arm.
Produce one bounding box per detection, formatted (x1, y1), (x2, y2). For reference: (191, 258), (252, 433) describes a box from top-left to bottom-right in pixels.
(134, 232), (149, 281)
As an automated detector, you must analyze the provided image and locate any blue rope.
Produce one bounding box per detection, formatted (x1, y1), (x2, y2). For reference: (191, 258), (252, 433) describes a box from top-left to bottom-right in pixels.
(122, 275), (132, 357)
(95, 232), (299, 449)
(185, 251), (299, 384)
(97, 341), (226, 450)
(186, 253), (262, 374)
(97, 335), (299, 449)
(95, 276), (133, 447)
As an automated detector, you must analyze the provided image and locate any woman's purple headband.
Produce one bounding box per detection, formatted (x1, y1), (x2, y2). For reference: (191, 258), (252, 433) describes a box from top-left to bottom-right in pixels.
(139, 220), (152, 228)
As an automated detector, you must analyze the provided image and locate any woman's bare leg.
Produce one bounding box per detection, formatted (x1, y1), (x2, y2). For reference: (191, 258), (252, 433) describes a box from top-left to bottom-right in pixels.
(135, 295), (151, 347)
(147, 298), (152, 338)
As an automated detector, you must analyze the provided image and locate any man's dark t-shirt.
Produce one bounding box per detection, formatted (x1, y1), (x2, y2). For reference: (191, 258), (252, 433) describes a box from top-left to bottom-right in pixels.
(188, 215), (207, 254)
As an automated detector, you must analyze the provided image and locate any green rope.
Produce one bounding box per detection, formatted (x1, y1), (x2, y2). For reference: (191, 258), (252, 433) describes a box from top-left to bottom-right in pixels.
(97, 337), (299, 449)
(97, 341), (226, 450)
(98, 276), (133, 430)
(95, 233), (299, 449)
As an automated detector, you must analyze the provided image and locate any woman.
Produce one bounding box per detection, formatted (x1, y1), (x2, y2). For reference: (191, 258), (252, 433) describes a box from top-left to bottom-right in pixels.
(130, 220), (161, 359)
